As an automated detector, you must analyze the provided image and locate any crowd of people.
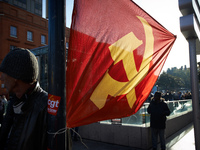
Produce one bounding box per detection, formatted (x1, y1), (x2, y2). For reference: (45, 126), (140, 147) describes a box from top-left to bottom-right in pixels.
(148, 90), (192, 102)
(163, 91), (192, 100)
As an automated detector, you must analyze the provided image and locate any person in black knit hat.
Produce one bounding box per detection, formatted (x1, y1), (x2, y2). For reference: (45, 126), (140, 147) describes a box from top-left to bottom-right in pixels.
(0, 48), (47, 150)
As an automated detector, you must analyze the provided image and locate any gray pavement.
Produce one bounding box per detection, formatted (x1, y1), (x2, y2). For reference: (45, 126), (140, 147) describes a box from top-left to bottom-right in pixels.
(168, 128), (195, 150)
(72, 139), (142, 150)
(72, 124), (195, 150)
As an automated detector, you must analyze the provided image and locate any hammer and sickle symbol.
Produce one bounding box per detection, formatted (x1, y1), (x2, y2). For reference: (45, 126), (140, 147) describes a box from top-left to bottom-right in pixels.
(90, 16), (154, 109)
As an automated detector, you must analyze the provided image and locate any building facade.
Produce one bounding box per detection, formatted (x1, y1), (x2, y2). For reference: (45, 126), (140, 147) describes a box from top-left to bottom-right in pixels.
(0, 1), (70, 95)
(0, 1), (48, 63)
(0, 1), (70, 63)
(0, 0), (42, 17)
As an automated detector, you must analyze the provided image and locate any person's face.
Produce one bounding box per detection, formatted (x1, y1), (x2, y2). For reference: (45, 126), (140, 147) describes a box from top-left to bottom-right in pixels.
(0, 73), (16, 94)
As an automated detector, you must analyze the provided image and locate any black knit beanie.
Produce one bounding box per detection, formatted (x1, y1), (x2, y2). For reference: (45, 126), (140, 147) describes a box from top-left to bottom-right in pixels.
(0, 48), (39, 83)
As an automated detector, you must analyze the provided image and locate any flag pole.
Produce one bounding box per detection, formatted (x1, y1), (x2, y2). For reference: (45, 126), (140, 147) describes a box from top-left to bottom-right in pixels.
(47, 0), (67, 149)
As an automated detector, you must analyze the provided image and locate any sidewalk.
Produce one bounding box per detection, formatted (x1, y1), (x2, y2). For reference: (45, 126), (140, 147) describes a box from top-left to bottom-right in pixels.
(168, 128), (195, 150)
(72, 124), (195, 150)
(72, 139), (142, 150)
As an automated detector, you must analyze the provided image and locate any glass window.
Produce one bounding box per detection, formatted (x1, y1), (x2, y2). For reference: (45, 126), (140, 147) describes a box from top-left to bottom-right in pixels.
(18, 0), (26, 4)
(10, 45), (17, 51)
(27, 31), (33, 41)
(10, 26), (17, 37)
(41, 35), (46, 44)
(66, 42), (69, 49)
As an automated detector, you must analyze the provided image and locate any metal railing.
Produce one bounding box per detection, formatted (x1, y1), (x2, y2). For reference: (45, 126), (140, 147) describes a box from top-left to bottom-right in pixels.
(100, 99), (192, 126)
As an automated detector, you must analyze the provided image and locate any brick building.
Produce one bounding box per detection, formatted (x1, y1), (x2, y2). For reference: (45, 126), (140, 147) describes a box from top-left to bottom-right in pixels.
(0, 1), (70, 64)
(0, 1), (70, 94)
(1, 0), (43, 17)
(0, 1), (48, 63)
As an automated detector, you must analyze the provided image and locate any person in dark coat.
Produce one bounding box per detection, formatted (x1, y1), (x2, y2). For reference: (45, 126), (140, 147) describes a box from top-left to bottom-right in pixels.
(0, 96), (5, 127)
(0, 48), (47, 150)
(147, 91), (170, 150)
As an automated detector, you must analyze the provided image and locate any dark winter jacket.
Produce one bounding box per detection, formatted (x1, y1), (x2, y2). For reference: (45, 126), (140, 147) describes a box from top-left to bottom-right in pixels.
(0, 82), (48, 150)
(147, 99), (170, 129)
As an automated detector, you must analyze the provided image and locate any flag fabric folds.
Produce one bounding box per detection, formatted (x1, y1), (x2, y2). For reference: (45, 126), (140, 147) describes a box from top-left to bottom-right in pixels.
(66, 0), (176, 128)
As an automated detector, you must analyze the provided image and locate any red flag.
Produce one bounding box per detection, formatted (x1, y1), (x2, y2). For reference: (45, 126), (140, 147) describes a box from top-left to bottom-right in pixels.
(66, 0), (176, 128)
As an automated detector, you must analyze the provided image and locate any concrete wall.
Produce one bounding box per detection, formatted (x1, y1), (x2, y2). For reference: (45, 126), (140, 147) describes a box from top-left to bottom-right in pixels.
(166, 112), (193, 138)
(79, 111), (193, 150)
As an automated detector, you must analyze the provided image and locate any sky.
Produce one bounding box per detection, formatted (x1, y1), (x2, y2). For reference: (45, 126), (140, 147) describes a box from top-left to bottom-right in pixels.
(46, 0), (200, 72)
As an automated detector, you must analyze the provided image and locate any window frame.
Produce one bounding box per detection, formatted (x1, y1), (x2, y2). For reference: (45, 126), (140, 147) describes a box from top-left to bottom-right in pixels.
(41, 35), (46, 45)
(27, 30), (33, 41)
(10, 45), (17, 51)
(10, 26), (17, 38)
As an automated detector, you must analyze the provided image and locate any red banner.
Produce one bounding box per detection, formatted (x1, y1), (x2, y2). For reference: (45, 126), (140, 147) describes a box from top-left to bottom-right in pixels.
(66, 0), (176, 128)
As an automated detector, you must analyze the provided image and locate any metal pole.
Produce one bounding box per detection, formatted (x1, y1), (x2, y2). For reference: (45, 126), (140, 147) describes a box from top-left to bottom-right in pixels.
(188, 38), (200, 150)
(48, 0), (67, 149)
